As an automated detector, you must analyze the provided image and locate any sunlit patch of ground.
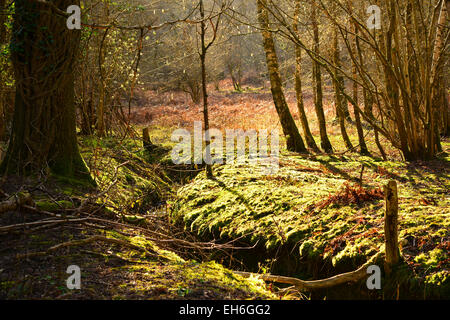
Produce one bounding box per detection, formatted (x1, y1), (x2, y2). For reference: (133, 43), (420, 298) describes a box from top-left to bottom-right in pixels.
(130, 84), (409, 161)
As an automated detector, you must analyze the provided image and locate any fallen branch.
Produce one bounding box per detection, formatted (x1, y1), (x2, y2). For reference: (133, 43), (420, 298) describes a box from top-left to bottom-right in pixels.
(84, 216), (257, 252)
(234, 253), (381, 291)
(22, 204), (75, 218)
(0, 218), (88, 233)
(0, 192), (33, 214)
(16, 235), (158, 260)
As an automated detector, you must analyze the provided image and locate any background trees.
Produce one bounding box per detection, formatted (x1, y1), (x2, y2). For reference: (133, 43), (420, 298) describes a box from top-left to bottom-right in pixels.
(0, 0), (448, 182)
(258, 0), (449, 160)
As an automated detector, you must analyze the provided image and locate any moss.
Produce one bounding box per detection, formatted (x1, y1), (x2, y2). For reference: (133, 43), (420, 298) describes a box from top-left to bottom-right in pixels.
(113, 257), (275, 299)
(36, 200), (74, 212)
(299, 240), (323, 259)
(331, 238), (376, 270)
(171, 153), (449, 296)
(414, 248), (448, 268)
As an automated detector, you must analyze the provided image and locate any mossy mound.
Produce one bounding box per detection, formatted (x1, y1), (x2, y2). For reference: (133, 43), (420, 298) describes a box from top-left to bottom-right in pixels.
(171, 154), (449, 297)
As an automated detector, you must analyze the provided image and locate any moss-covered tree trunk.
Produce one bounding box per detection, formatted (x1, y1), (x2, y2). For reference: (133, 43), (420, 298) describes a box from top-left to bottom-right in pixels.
(0, 0), (92, 183)
(257, 0), (307, 153)
(0, 0), (6, 142)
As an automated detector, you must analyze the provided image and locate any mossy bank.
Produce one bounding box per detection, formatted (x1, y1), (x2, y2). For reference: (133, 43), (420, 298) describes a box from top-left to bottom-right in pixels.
(171, 153), (449, 299)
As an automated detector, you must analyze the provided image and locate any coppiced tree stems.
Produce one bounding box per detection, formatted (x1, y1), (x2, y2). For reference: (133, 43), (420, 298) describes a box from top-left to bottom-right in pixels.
(331, 21), (353, 151)
(293, 0), (319, 152)
(311, 3), (333, 153)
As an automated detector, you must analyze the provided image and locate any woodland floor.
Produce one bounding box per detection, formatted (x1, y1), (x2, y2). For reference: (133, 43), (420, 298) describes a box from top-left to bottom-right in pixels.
(0, 82), (448, 300)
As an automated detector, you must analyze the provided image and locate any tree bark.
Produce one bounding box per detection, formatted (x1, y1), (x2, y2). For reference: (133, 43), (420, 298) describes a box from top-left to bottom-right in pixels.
(385, 0), (413, 161)
(331, 22), (353, 151)
(200, 0), (213, 178)
(431, 0), (448, 144)
(293, 0), (319, 152)
(257, 0), (307, 154)
(0, 0), (92, 183)
(350, 21), (369, 155)
(0, 0), (6, 142)
(142, 128), (154, 152)
(311, 4), (333, 153)
(384, 180), (400, 274)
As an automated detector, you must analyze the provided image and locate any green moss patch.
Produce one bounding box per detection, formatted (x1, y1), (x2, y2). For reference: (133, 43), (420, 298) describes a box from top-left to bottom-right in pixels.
(171, 154), (449, 297)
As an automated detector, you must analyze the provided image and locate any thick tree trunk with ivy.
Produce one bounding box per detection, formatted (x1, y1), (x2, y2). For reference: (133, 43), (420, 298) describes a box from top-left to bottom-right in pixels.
(0, 0), (6, 142)
(257, 0), (307, 153)
(311, 4), (333, 153)
(0, 0), (92, 183)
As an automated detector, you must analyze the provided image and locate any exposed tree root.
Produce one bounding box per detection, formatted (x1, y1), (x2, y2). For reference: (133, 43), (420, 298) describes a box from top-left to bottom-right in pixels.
(234, 252), (382, 291)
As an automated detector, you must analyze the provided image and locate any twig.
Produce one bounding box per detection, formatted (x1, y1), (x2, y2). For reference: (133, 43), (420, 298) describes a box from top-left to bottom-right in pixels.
(16, 235), (157, 260)
(0, 218), (88, 233)
(76, 161), (130, 214)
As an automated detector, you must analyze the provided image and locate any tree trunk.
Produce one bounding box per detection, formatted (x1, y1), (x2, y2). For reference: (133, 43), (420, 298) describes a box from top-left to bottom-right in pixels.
(0, 0), (92, 183)
(311, 4), (333, 153)
(0, 0), (6, 142)
(385, 0), (413, 160)
(432, 0), (448, 144)
(96, 27), (108, 138)
(351, 22), (369, 155)
(142, 128), (154, 152)
(384, 180), (400, 274)
(293, 0), (319, 152)
(257, 0), (307, 154)
(200, 0), (213, 178)
(0, 92), (4, 142)
(331, 22), (353, 151)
